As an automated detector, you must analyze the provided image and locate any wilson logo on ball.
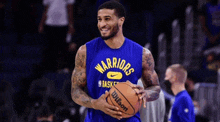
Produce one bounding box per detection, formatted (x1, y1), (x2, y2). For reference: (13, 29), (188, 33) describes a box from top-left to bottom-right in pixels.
(111, 90), (128, 112)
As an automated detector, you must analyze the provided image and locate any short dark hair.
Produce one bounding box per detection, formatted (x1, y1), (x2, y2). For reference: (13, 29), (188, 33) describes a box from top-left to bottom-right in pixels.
(98, 1), (126, 18)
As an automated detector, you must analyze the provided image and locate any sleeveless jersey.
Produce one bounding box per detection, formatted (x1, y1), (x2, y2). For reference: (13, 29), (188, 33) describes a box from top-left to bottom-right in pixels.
(85, 37), (143, 122)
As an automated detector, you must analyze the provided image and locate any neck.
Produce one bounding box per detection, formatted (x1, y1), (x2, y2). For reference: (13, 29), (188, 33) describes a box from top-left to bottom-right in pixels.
(171, 83), (186, 95)
(104, 30), (125, 49)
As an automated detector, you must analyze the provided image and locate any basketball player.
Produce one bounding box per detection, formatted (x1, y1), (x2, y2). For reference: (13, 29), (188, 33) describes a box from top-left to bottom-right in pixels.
(165, 64), (195, 122)
(71, 1), (161, 122)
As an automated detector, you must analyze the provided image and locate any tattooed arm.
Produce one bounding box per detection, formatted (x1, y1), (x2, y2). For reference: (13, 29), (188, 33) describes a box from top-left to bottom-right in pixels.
(71, 45), (93, 108)
(71, 45), (122, 120)
(135, 48), (161, 106)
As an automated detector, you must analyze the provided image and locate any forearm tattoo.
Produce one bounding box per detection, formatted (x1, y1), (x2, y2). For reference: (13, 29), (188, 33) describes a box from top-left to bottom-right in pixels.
(145, 86), (161, 101)
(71, 69), (91, 105)
(71, 46), (93, 108)
(142, 48), (160, 101)
(71, 84), (92, 106)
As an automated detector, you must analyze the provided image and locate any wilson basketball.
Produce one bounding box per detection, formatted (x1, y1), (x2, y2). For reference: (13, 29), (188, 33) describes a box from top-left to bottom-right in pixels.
(107, 81), (142, 118)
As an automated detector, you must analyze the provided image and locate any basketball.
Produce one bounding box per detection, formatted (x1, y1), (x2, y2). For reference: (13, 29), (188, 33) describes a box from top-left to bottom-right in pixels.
(107, 81), (142, 118)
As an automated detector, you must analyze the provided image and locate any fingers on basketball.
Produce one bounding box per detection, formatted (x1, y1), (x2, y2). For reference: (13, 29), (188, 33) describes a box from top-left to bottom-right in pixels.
(107, 81), (142, 118)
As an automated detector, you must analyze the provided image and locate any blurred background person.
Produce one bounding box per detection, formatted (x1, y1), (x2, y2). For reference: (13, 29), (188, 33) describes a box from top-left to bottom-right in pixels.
(38, 0), (75, 72)
(199, 0), (220, 50)
(165, 64), (195, 122)
(203, 52), (220, 71)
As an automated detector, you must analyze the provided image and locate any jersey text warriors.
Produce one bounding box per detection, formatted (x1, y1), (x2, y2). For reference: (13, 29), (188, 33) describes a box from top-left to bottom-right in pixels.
(85, 37), (142, 122)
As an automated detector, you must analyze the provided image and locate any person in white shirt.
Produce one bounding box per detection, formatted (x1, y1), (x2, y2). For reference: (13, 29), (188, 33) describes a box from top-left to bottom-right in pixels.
(38, 0), (75, 72)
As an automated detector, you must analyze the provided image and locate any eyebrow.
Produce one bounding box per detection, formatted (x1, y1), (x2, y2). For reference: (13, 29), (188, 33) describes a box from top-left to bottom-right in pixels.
(97, 15), (111, 18)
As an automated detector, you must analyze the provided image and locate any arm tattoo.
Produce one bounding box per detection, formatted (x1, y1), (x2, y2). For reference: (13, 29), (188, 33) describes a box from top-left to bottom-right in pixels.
(142, 48), (161, 101)
(142, 48), (154, 86)
(145, 85), (161, 101)
(71, 46), (94, 108)
(75, 51), (85, 68)
(142, 49), (153, 68)
(71, 83), (92, 106)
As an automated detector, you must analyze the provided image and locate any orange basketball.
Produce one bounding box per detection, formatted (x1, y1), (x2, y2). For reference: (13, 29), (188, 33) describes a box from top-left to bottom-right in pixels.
(107, 81), (142, 118)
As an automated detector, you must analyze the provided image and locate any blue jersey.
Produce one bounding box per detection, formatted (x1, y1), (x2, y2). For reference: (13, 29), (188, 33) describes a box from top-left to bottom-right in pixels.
(85, 37), (143, 122)
(169, 90), (195, 122)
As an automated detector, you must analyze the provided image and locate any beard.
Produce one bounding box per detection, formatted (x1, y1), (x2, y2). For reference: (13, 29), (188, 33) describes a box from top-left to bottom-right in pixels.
(100, 23), (119, 40)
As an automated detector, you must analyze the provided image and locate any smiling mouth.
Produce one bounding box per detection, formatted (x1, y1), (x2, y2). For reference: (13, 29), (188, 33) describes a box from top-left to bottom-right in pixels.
(101, 29), (109, 33)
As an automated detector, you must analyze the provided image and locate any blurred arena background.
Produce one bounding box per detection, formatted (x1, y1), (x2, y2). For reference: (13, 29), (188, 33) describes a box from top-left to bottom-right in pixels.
(0, 0), (220, 122)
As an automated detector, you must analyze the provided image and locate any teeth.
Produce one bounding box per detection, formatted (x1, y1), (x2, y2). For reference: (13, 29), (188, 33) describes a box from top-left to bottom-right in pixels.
(101, 28), (109, 32)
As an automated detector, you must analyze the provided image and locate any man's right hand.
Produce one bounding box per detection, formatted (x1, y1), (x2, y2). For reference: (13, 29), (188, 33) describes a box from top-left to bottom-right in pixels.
(92, 91), (123, 120)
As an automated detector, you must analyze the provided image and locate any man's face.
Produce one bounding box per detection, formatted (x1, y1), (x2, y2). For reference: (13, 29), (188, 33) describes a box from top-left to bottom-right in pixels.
(97, 9), (119, 40)
(164, 68), (174, 83)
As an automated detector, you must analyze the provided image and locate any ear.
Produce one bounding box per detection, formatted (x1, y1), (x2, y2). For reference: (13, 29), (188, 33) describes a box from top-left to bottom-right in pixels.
(173, 73), (177, 81)
(118, 17), (125, 27)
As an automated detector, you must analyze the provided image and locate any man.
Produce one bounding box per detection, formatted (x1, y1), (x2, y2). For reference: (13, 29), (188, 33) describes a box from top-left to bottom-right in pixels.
(164, 64), (195, 122)
(71, 1), (161, 122)
(38, 0), (75, 72)
(199, 0), (220, 50)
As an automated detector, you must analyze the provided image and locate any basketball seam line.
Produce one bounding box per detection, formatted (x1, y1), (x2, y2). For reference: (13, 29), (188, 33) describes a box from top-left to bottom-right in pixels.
(122, 82), (141, 111)
(123, 83), (142, 111)
(123, 82), (142, 111)
(113, 84), (135, 115)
